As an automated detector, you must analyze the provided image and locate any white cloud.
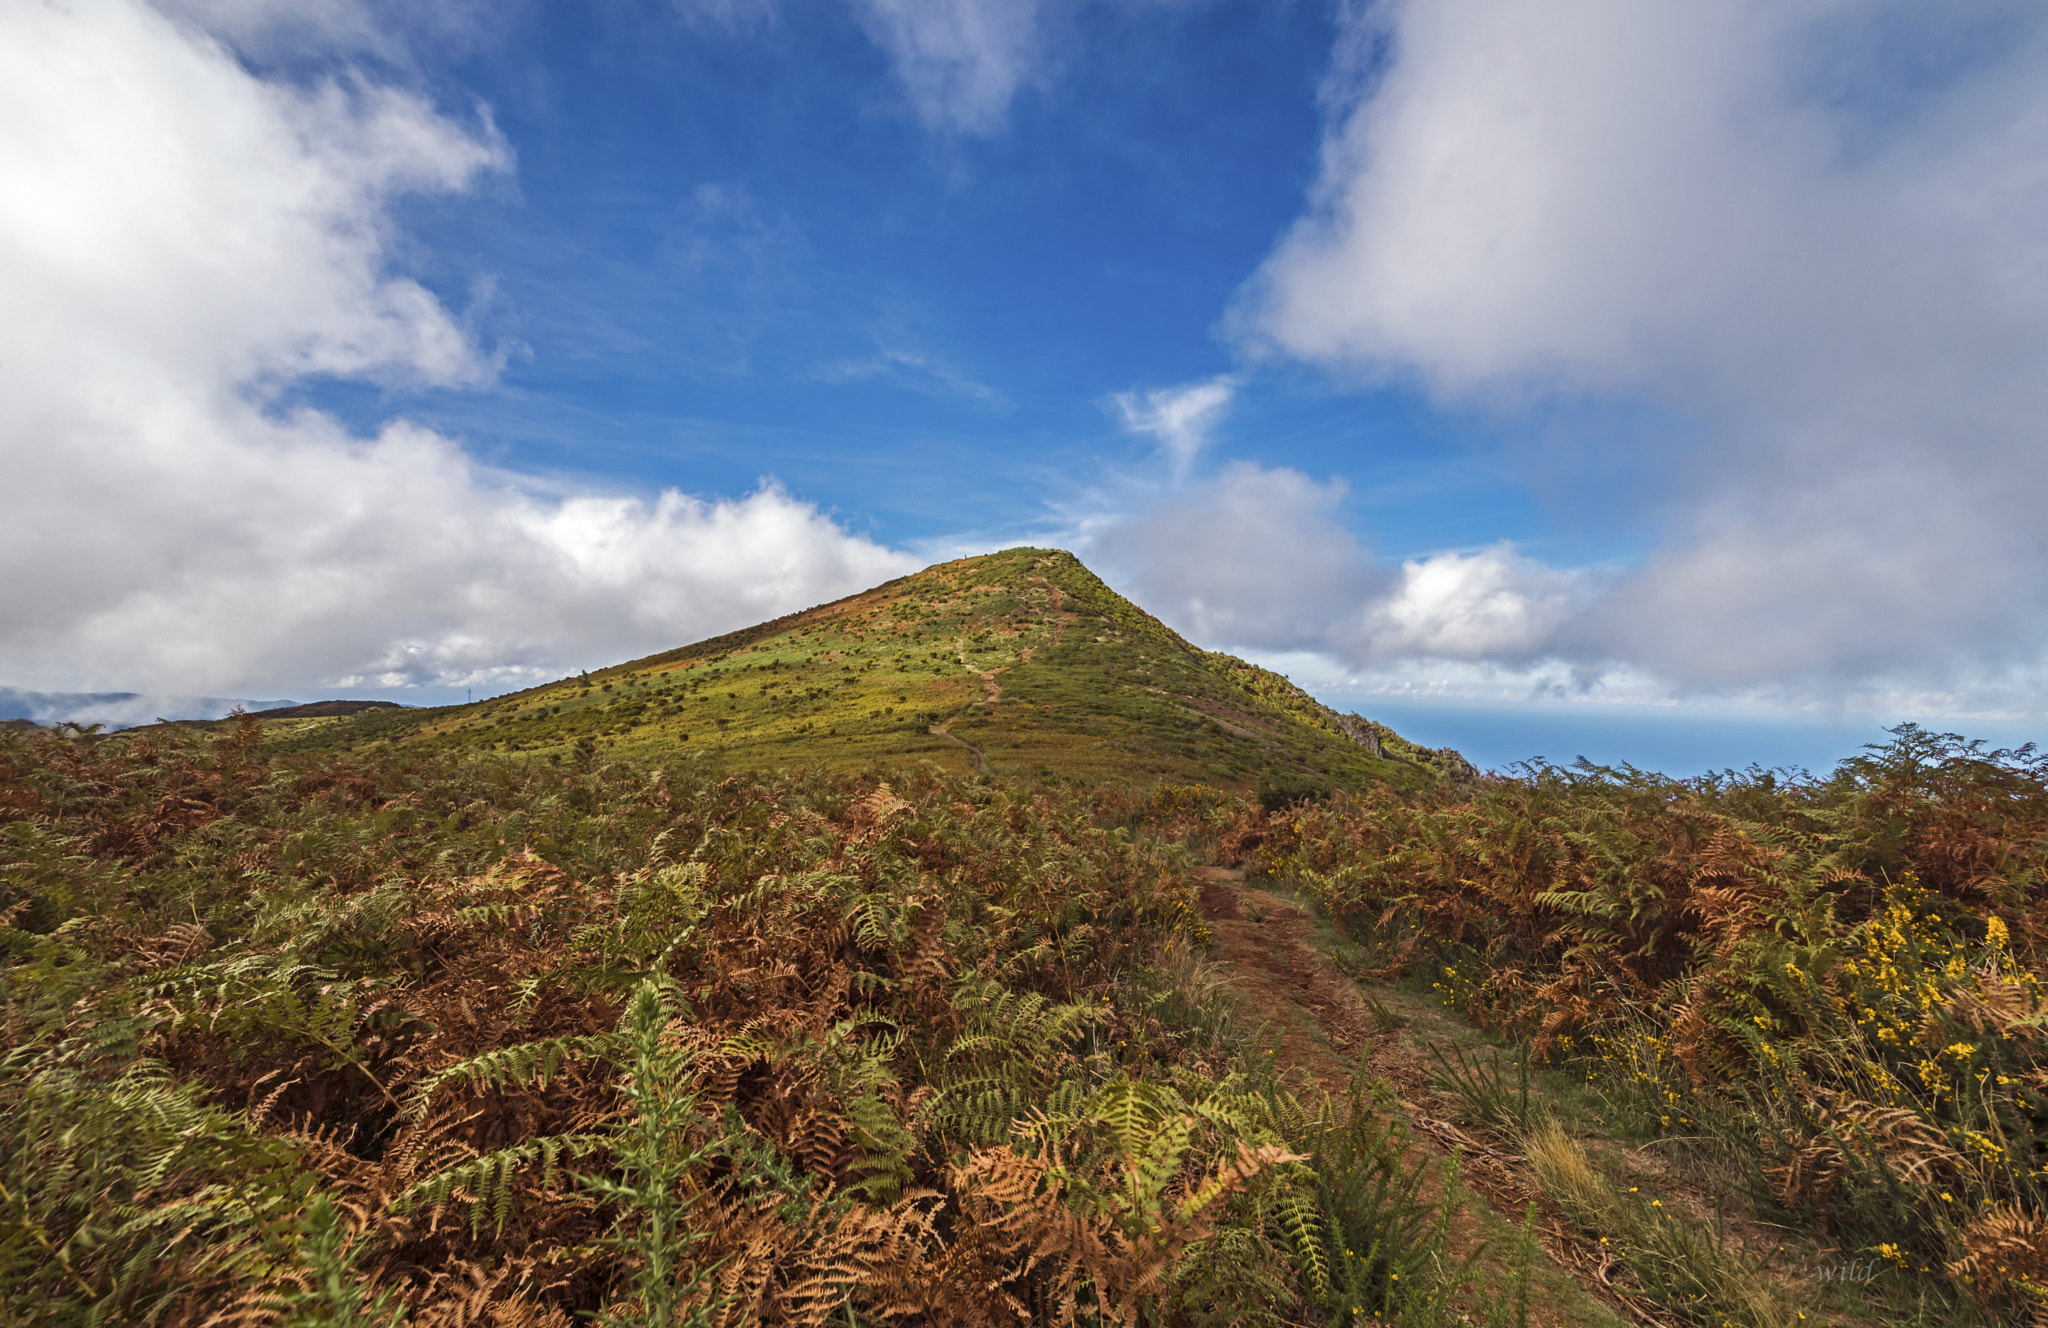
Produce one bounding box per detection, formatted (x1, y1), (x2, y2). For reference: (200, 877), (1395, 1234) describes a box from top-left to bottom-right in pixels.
(851, 0), (1048, 133)
(1234, 0), (2048, 705)
(1083, 462), (1593, 676)
(4, 1), (507, 394)
(1090, 463), (1376, 648)
(0, 0), (915, 696)
(0, 687), (292, 730)
(1345, 545), (1585, 664)
(1080, 457), (2048, 718)
(1111, 376), (1235, 481)
(1243, 1), (1782, 393)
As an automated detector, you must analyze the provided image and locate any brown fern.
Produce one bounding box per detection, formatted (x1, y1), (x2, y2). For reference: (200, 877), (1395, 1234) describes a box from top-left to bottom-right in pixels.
(1949, 1203), (2048, 1306)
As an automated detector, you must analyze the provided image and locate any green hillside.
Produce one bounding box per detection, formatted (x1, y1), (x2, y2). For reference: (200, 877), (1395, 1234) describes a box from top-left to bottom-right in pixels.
(268, 547), (1471, 791)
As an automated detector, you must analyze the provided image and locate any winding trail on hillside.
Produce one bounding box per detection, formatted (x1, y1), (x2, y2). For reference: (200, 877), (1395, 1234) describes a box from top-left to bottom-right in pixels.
(929, 717), (989, 774)
(936, 634), (1004, 773)
(949, 634), (1008, 710)
(1027, 573), (1077, 649)
(1192, 866), (1658, 1328)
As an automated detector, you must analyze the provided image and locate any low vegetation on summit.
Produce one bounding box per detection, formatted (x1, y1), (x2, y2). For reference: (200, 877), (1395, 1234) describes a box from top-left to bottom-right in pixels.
(5, 550), (2048, 1328)
(263, 549), (1472, 796)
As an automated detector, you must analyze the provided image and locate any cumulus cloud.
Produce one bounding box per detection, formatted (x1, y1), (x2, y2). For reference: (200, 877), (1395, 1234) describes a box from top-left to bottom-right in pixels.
(1346, 545), (1586, 665)
(1234, 0), (2048, 705)
(1084, 462), (1590, 678)
(1111, 376), (1235, 481)
(1086, 458), (2048, 716)
(0, 0), (914, 696)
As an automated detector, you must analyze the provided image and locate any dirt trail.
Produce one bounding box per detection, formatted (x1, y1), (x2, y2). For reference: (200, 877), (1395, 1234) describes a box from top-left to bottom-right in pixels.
(929, 717), (989, 773)
(1193, 866), (1648, 1328)
(1195, 867), (1373, 1092)
(935, 637), (1002, 772)
(950, 641), (1005, 707)
(1027, 573), (1077, 649)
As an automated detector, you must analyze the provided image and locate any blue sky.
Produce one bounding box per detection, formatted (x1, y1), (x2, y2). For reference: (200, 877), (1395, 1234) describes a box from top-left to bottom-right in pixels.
(291, 0), (1527, 556)
(5, 0), (2048, 774)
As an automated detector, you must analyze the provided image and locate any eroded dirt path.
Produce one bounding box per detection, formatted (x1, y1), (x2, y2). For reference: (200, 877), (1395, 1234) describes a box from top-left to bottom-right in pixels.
(1196, 867), (1374, 1091)
(929, 717), (989, 773)
(1027, 573), (1077, 649)
(1194, 866), (1648, 1328)
(950, 640), (1006, 707)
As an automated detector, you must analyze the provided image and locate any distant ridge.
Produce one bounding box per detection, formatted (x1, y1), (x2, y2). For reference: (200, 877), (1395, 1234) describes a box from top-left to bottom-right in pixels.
(250, 700), (406, 719)
(262, 548), (1475, 791)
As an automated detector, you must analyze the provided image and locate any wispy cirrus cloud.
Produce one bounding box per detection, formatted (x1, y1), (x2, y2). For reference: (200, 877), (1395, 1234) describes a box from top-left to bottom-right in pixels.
(817, 348), (1007, 404)
(663, 0), (1055, 133)
(1110, 375), (1235, 482)
(850, 0), (1051, 134)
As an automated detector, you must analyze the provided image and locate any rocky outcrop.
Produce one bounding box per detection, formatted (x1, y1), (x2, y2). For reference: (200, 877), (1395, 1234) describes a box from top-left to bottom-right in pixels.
(1331, 711), (1384, 757)
(1433, 747), (1479, 780)
(1328, 709), (1478, 781)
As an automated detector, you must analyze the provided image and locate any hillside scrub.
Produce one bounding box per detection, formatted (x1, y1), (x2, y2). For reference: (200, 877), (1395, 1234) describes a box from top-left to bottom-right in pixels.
(0, 720), (1521, 1326)
(18, 709), (2033, 1323)
(1240, 724), (2048, 1321)
(265, 549), (1460, 795)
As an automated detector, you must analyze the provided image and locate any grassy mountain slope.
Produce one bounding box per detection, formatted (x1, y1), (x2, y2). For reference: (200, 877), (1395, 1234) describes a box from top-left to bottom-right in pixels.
(271, 547), (1470, 791)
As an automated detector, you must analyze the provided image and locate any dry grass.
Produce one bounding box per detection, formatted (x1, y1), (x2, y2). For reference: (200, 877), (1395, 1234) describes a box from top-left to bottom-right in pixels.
(1523, 1121), (1796, 1328)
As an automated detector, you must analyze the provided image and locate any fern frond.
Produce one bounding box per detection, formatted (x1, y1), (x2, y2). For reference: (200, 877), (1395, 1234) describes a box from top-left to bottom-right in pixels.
(1265, 1186), (1332, 1300)
(408, 1032), (618, 1119)
(1533, 889), (1618, 918)
(398, 1133), (609, 1233)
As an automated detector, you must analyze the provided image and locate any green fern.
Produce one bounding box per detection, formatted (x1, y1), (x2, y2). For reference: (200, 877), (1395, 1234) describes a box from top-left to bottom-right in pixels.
(933, 976), (1097, 1142)
(0, 1050), (308, 1323)
(399, 1133), (608, 1234)
(842, 1086), (918, 1205)
(1532, 888), (1618, 918)
(406, 1031), (619, 1120)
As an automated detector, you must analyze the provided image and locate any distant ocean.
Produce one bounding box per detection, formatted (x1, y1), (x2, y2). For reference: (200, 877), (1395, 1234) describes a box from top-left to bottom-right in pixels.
(1331, 699), (2042, 780)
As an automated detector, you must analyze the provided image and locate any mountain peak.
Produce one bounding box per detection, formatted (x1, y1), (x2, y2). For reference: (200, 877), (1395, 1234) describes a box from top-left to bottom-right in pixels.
(274, 548), (1470, 790)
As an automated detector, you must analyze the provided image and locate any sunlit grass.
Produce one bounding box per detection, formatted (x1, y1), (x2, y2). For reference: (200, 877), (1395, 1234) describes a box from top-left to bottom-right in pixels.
(261, 547), (1456, 794)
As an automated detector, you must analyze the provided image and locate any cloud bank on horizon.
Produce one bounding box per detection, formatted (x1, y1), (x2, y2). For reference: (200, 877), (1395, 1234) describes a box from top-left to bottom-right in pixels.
(0, 0), (914, 696)
(1097, 0), (2048, 716)
(4, 0), (2046, 719)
